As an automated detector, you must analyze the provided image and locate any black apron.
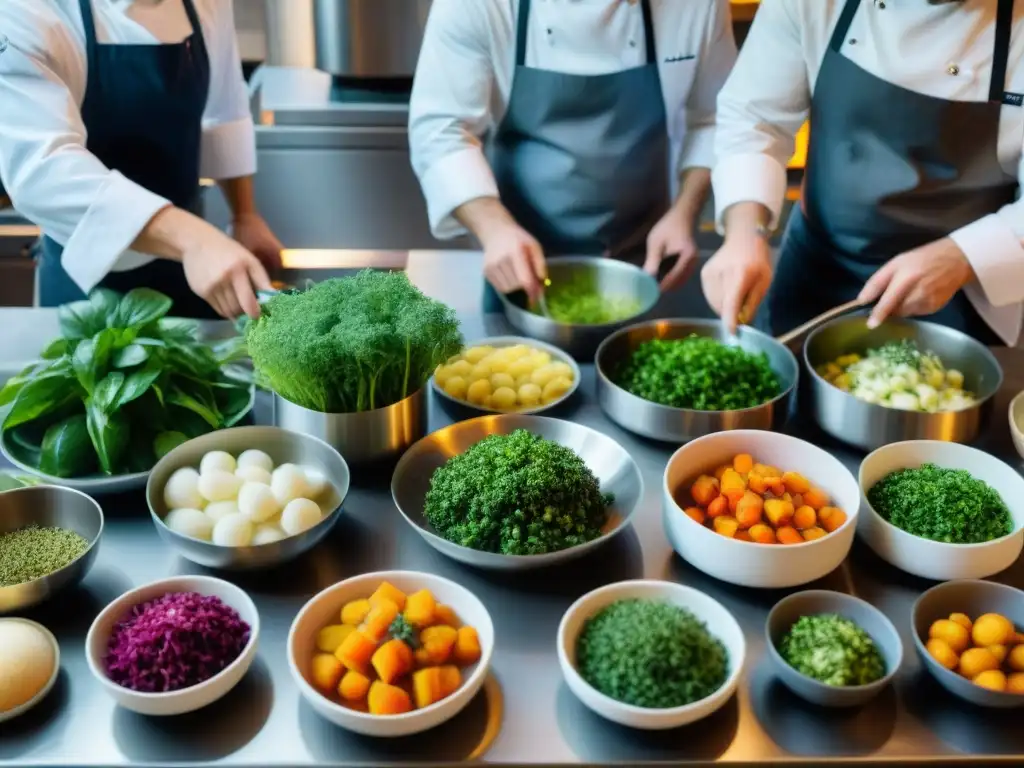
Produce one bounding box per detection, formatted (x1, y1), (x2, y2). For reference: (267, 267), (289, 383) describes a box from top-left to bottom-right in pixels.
(36, 0), (217, 319)
(766, 0), (1018, 346)
(482, 0), (671, 311)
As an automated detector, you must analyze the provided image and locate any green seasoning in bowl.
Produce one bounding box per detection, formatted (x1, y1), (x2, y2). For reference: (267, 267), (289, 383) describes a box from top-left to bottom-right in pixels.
(535, 274), (642, 325)
(780, 614), (886, 687)
(613, 335), (781, 411)
(576, 598), (728, 708)
(867, 463), (1012, 544)
(0, 526), (90, 587)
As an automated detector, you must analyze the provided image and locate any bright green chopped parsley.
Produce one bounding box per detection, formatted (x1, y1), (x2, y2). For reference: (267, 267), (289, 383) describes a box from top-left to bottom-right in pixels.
(779, 614), (885, 687)
(534, 274), (642, 325)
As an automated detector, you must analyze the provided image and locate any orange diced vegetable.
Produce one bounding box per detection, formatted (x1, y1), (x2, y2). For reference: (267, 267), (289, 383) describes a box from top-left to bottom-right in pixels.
(792, 505), (817, 530)
(453, 626), (482, 666)
(818, 506), (848, 533)
(404, 589), (436, 627)
(782, 471), (811, 495)
(713, 464), (733, 481)
(691, 475), (720, 506)
(336, 629), (377, 674)
(733, 453), (754, 474)
(735, 491), (764, 529)
(439, 665), (462, 697)
(802, 487), (829, 510)
(317, 624), (356, 654)
(362, 599), (400, 643)
(412, 667), (447, 709)
(767, 477), (786, 497)
(433, 604), (460, 628)
(776, 526), (804, 545)
(749, 523), (777, 544)
(725, 489), (745, 514)
(720, 469), (746, 494)
(791, 493), (804, 508)
(802, 526), (827, 542)
(684, 506), (706, 525)
(421, 625), (458, 656)
(338, 670), (372, 701)
(368, 680), (413, 715)
(735, 530), (753, 542)
(311, 653), (345, 694)
(747, 471), (768, 494)
(753, 463), (781, 478)
(341, 599), (371, 626)
(706, 495), (728, 519)
(415, 643), (451, 667)
(369, 581), (408, 611)
(713, 515), (740, 538)
(764, 498), (794, 528)
(372, 638), (414, 684)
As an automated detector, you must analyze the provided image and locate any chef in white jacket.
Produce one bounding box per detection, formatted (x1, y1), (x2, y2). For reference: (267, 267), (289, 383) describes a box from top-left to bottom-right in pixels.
(704, 0), (1024, 346)
(0, 0), (281, 319)
(409, 0), (737, 309)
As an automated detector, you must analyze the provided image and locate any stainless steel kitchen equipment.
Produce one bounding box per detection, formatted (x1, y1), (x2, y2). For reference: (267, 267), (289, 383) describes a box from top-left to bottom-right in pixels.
(313, 0), (432, 78)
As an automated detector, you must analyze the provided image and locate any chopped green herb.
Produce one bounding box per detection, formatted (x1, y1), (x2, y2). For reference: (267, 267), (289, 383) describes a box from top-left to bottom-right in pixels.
(867, 463), (1012, 544)
(779, 614), (886, 687)
(534, 274), (642, 325)
(387, 615), (418, 648)
(0, 525), (90, 586)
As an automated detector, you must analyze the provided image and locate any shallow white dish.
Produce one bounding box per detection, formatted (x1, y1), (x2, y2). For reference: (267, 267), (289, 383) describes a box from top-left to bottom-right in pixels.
(662, 430), (860, 589)
(557, 579), (745, 730)
(0, 618), (60, 724)
(85, 576), (259, 716)
(858, 440), (1024, 581)
(288, 570), (494, 737)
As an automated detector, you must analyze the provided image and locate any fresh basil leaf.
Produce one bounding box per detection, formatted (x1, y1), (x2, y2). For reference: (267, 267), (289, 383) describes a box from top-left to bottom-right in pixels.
(212, 337), (248, 366)
(58, 299), (107, 340)
(167, 345), (219, 378)
(111, 288), (173, 329)
(154, 431), (188, 459)
(40, 338), (68, 360)
(214, 382), (254, 427)
(116, 366), (161, 409)
(0, 361), (44, 406)
(3, 372), (80, 431)
(93, 372), (125, 413)
(135, 337), (167, 348)
(71, 329), (114, 395)
(113, 344), (148, 368)
(39, 414), (95, 478)
(89, 288), (121, 326)
(168, 385), (220, 428)
(157, 317), (200, 344)
(86, 399), (129, 475)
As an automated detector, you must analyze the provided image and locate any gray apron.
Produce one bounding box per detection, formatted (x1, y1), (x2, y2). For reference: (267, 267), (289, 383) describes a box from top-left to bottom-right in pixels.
(766, 0), (1017, 346)
(482, 0), (671, 311)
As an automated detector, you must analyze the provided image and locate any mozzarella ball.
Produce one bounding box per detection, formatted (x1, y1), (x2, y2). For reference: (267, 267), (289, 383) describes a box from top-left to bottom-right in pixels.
(271, 463), (309, 506)
(280, 498), (323, 536)
(252, 524), (286, 546)
(303, 466), (329, 498)
(198, 469), (243, 503)
(163, 468), (204, 510)
(212, 513), (254, 547)
(204, 500), (240, 524)
(200, 450), (236, 476)
(235, 465), (272, 486)
(237, 449), (274, 474)
(237, 481), (280, 523)
(164, 508), (213, 541)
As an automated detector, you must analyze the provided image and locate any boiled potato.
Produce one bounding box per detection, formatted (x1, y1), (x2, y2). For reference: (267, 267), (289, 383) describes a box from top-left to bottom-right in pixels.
(542, 376), (572, 403)
(528, 351), (551, 367)
(930, 619), (970, 653)
(548, 361), (573, 379)
(531, 364), (559, 388)
(464, 346), (493, 364)
(515, 374), (533, 389)
(449, 360), (472, 378)
(488, 357), (510, 374)
(491, 372), (515, 390)
(518, 383), (542, 407)
(434, 365), (452, 388)
(467, 379), (492, 405)
(469, 362), (492, 381)
(491, 387), (518, 410)
(444, 376), (468, 399)
(504, 345), (529, 361)
(508, 359), (535, 379)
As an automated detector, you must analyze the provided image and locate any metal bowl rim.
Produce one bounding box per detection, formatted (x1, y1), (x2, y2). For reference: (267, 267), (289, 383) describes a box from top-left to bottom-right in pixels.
(273, 385), (425, 417)
(803, 315), (1005, 409)
(595, 318), (799, 416)
(430, 335), (582, 416)
(390, 414), (645, 563)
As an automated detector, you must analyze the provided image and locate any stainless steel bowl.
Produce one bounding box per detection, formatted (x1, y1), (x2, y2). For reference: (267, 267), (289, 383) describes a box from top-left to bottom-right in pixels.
(0, 485), (103, 614)
(391, 415), (643, 571)
(147, 426), (350, 571)
(804, 315), (1002, 451)
(274, 388), (426, 466)
(430, 336), (582, 416)
(498, 256), (660, 360)
(595, 319), (799, 443)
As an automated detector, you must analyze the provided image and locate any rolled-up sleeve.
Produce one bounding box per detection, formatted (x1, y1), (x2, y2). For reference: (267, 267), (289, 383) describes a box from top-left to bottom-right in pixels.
(950, 205), (1024, 307)
(409, 0), (500, 239)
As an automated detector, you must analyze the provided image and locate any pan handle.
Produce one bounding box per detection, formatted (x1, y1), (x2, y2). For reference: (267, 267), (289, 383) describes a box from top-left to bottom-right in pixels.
(775, 298), (869, 348)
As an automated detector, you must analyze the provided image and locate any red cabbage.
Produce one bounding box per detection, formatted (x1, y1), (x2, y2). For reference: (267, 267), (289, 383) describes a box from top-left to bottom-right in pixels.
(104, 591), (251, 693)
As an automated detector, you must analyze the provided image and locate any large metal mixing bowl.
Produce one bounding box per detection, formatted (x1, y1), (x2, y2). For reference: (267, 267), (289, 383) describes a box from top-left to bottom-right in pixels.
(0, 485), (103, 614)
(390, 415), (643, 571)
(595, 319), (799, 443)
(498, 256), (659, 360)
(804, 315), (1002, 451)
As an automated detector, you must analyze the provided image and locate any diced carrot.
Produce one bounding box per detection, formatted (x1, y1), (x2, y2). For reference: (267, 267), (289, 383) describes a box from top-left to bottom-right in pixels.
(706, 495), (729, 519)
(720, 469), (746, 495)
(369, 581), (408, 611)
(725, 488), (746, 514)
(404, 589), (437, 627)
(421, 625), (458, 654)
(340, 599), (371, 626)
(749, 523), (777, 544)
(367, 681), (412, 715)
(802, 526), (827, 542)
(712, 516), (740, 538)
(335, 629), (377, 674)
(802, 487), (830, 510)
(733, 453), (754, 474)
(412, 667), (446, 709)
(792, 505), (817, 530)
(713, 464), (733, 481)
(753, 463), (781, 478)
(735, 491), (764, 529)
(362, 599), (400, 643)
(818, 506), (848, 533)
(453, 626), (482, 666)
(432, 604), (460, 628)
(439, 665), (462, 697)
(782, 471), (811, 495)
(311, 653), (345, 693)
(776, 526), (804, 545)
(338, 670), (372, 701)
(747, 471), (768, 494)
(684, 506), (706, 524)
(767, 478), (786, 497)
(691, 475), (720, 506)
(764, 498), (795, 528)
(735, 530), (753, 542)
(372, 638), (414, 684)
(791, 493), (804, 509)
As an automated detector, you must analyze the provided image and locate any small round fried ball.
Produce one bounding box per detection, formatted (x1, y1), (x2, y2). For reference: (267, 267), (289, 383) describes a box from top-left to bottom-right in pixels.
(467, 378), (492, 405)
(960, 647), (1001, 679)
(989, 644), (1009, 664)
(490, 387), (518, 411)
(1007, 644), (1024, 672)
(949, 612), (973, 633)
(518, 382), (542, 407)
(926, 638), (959, 670)
(449, 359), (472, 378)
(444, 376), (468, 400)
(929, 619), (970, 653)
(973, 669), (1007, 692)
(973, 613), (1016, 647)
(542, 376), (572, 403)
(491, 372), (515, 390)
(464, 346), (493, 364)
(1007, 672), (1024, 694)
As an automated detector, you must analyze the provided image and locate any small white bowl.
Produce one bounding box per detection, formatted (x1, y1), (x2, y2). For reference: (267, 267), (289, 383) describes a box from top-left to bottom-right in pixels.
(859, 441), (1024, 581)
(0, 618), (60, 723)
(1008, 391), (1024, 462)
(663, 430), (861, 588)
(85, 576), (259, 716)
(557, 580), (745, 730)
(288, 571), (494, 737)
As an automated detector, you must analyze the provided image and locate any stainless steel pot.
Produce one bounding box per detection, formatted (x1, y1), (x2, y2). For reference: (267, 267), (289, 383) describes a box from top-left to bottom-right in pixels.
(313, 0), (432, 78)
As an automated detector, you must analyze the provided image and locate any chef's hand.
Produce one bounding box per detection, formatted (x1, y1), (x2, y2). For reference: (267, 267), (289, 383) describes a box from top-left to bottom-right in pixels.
(482, 222), (547, 302)
(181, 231), (273, 320)
(858, 239), (974, 329)
(231, 213), (284, 273)
(701, 233), (774, 334)
(643, 202), (699, 292)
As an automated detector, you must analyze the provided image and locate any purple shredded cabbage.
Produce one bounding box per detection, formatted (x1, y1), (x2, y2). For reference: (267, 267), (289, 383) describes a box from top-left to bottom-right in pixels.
(104, 591), (251, 693)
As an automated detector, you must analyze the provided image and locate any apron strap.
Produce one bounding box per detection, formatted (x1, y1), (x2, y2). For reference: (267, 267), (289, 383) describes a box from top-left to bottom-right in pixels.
(828, 0), (861, 54)
(515, 0), (657, 67)
(77, 0), (99, 74)
(990, 0), (1014, 103)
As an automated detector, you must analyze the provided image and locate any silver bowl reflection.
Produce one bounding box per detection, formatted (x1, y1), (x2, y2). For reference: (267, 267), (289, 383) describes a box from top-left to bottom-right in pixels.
(274, 388), (427, 466)
(804, 315), (1002, 451)
(147, 426), (350, 570)
(391, 415), (643, 571)
(498, 256), (660, 360)
(595, 319), (798, 443)
(0, 485), (103, 614)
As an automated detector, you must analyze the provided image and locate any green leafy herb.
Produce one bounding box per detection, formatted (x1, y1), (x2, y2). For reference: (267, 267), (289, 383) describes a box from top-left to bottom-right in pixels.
(533, 274), (642, 325)
(779, 614), (886, 687)
(867, 463), (1012, 544)
(388, 615), (418, 648)
(613, 334), (781, 411)
(423, 429), (612, 555)
(246, 271), (463, 413)
(576, 598), (729, 709)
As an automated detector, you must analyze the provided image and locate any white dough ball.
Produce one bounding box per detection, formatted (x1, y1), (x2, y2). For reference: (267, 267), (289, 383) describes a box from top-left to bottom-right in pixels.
(198, 469), (242, 503)
(271, 464), (309, 506)
(235, 465), (272, 486)
(199, 450), (236, 476)
(212, 513), (254, 547)
(238, 481), (280, 523)
(163, 467), (204, 510)
(302, 466), (329, 498)
(237, 449), (274, 474)
(204, 500), (240, 524)
(252, 524), (286, 546)
(280, 498), (322, 536)
(164, 508), (213, 541)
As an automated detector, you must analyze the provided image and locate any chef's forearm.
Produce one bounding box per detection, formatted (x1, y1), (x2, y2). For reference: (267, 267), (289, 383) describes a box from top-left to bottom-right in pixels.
(454, 196), (520, 245)
(722, 201), (772, 242)
(216, 176), (258, 219)
(674, 168), (711, 226)
(131, 205), (218, 262)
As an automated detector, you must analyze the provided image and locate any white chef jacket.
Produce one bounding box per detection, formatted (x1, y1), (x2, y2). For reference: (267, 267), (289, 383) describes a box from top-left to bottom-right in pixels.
(713, 0), (1024, 346)
(0, 0), (256, 295)
(409, 0), (737, 240)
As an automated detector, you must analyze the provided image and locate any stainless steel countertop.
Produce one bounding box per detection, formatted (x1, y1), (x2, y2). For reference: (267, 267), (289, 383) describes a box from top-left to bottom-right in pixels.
(2, 250), (1024, 766)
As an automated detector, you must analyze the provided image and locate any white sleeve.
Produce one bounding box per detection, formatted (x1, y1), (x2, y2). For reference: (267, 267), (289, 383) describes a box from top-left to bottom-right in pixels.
(408, 0), (500, 240)
(711, 0), (809, 231)
(677, 0), (737, 173)
(0, 5), (169, 294)
(198, 0), (256, 180)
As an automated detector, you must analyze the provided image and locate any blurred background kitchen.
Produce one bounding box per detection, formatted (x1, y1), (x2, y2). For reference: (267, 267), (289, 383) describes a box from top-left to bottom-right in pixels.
(0, 0), (806, 307)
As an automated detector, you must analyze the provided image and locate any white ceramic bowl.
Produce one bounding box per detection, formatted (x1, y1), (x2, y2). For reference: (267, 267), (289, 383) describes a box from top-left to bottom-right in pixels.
(0, 618), (60, 723)
(858, 441), (1024, 581)
(662, 430), (861, 588)
(288, 571), (494, 737)
(558, 580), (744, 730)
(1008, 391), (1024, 462)
(85, 576), (259, 716)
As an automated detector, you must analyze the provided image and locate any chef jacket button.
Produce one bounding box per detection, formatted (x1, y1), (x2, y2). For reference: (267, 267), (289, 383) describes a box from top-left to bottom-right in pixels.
(947, 63), (960, 76)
